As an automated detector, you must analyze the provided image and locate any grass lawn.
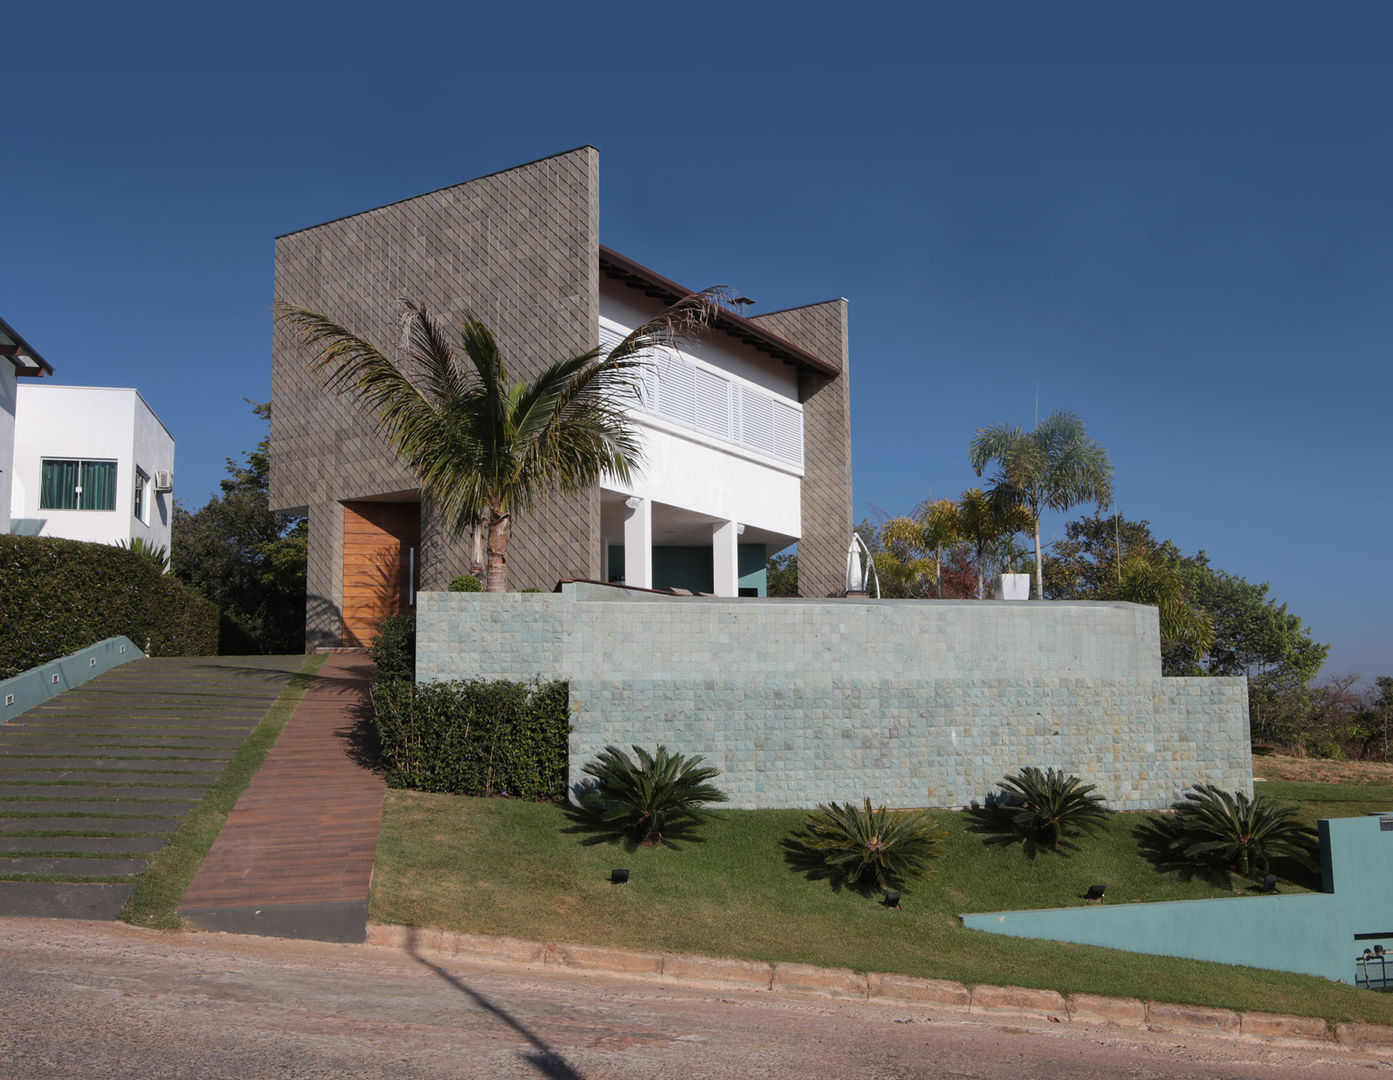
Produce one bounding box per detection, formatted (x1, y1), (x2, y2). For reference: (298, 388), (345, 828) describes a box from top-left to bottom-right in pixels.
(371, 760), (1393, 1027)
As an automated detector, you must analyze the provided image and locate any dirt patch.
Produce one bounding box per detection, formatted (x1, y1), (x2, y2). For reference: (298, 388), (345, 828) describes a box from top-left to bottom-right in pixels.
(1253, 753), (1393, 786)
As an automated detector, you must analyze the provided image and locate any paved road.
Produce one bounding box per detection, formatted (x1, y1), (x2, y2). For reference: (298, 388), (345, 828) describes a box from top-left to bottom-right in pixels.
(1, 919), (1384, 1079)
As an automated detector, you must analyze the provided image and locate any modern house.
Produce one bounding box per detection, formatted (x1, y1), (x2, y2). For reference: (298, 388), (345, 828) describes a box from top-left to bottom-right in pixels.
(1, 315), (55, 531)
(271, 146), (853, 648)
(9, 384), (175, 554)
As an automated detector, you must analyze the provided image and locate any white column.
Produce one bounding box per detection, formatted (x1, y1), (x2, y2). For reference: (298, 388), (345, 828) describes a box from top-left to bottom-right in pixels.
(623, 497), (652, 590)
(713, 519), (739, 597)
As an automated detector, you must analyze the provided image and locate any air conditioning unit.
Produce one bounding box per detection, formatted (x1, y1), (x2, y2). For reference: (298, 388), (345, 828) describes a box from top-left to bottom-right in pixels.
(153, 469), (174, 493)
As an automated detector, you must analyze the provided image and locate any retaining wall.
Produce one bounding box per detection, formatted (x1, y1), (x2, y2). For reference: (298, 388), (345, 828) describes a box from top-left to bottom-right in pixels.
(417, 584), (1250, 810)
(0, 635), (144, 723)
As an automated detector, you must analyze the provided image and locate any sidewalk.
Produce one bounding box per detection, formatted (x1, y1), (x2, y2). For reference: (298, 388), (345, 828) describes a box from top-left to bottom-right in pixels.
(179, 653), (385, 942)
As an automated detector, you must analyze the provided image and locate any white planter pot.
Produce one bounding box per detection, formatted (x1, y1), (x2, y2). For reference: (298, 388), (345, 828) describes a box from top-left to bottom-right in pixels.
(993, 573), (1031, 600)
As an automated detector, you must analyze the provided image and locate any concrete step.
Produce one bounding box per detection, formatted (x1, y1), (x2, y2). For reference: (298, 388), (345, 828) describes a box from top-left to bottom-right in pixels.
(0, 835), (167, 855)
(0, 735), (245, 750)
(0, 799), (196, 815)
(0, 763), (221, 780)
(0, 856), (150, 877)
(0, 881), (136, 918)
(0, 784), (211, 800)
(0, 817), (180, 834)
(0, 747), (233, 763)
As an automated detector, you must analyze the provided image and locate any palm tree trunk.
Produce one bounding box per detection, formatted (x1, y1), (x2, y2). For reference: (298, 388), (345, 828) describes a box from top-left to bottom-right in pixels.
(1032, 518), (1044, 600)
(485, 503), (511, 593)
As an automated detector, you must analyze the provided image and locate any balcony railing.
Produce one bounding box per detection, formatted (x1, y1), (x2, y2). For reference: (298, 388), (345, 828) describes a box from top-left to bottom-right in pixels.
(600, 322), (804, 469)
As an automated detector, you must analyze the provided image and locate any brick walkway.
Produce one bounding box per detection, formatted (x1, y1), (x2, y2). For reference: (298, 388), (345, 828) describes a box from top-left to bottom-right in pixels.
(179, 653), (385, 943)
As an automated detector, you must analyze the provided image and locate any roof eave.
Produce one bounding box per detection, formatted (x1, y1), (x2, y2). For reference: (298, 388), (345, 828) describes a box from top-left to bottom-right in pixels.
(598, 246), (840, 378)
(0, 314), (54, 377)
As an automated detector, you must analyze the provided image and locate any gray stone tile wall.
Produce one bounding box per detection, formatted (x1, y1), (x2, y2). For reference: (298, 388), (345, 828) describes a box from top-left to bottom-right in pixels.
(271, 147), (603, 641)
(749, 301), (852, 599)
(417, 585), (1251, 810)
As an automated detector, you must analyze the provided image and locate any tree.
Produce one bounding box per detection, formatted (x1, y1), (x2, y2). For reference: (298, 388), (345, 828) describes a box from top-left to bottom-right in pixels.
(957, 488), (1032, 600)
(1044, 514), (1171, 600)
(969, 411), (1114, 600)
(873, 514), (938, 598)
(1107, 556), (1214, 654)
(765, 551), (799, 597)
(171, 402), (306, 653)
(923, 498), (962, 599)
(1167, 562), (1328, 744)
(277, 293), (721, 592)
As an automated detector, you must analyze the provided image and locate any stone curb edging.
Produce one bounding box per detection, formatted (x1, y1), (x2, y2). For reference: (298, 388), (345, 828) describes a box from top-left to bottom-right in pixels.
(365, 923), (1393, 1056)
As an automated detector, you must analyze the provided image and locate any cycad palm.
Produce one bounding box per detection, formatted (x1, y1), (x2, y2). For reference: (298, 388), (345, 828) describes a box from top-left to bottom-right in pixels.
(276, 293), (720, 591)
(969, 411), (1113, 600)
(1169, 784), (1317, 877)
(581, 744), (728, 846)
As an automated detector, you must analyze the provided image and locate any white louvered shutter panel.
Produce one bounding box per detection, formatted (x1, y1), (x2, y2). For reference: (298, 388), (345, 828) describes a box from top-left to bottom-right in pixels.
(772, 399), (804, 467)
(694, 368), (731, 438)
(738, 385), (775, 457)
(656, 355), (697, 426)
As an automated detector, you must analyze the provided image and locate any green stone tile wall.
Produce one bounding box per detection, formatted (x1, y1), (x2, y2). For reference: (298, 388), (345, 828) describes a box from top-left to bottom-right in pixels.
(417, 584), (1251, 810)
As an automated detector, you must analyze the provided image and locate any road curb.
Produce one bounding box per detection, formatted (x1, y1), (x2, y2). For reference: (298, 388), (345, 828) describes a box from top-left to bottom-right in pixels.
(365, 922), (1385, 1055)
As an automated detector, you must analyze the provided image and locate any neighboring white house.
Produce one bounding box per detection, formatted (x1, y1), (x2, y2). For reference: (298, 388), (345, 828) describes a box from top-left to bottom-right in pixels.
(9, 385), (175, 554)
(1, 315), (55, 530)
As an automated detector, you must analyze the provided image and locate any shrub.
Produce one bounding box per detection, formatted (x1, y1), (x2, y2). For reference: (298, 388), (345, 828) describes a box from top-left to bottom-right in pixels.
(371, 677), (569, 800)
(371, 614), (416, 685)
(0, 534), (217, 677)
(995, 766), (1110, 849)
(1166, 784), (1318, 877)
(116, 536), (170, 571)
(448, 573), (483, 593)
(802, 798), (947, 890)
(579, 745), (728, 846)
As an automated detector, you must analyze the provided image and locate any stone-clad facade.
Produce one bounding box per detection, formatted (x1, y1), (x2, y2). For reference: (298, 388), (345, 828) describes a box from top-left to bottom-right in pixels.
(271, 147), (854, 647)
(417, 585), (1253, 811)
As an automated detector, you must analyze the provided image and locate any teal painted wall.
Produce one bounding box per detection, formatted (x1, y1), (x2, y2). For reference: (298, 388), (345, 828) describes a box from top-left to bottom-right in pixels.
(606, 543), (768, 596)
(738, 544), (767, 596)
(1, 636), (145, 723)
(654, 546), (713, 593)
(962, 815), (1393, 983)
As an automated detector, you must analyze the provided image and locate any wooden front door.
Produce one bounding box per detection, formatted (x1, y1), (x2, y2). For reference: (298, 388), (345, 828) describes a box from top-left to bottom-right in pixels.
(342, 501), (421, 647)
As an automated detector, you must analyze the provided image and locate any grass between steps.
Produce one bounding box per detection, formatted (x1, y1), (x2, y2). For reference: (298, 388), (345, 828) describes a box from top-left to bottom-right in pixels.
(371, 773), (1393, 1029)
(117, 653), (326, 929)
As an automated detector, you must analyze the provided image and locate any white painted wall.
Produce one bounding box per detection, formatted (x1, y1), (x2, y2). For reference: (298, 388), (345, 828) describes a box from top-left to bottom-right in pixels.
(10, 385), (175, 554)
(600, 285), (798, 401)
(616, 420), (801, 539)
(0, 362), (15, 534)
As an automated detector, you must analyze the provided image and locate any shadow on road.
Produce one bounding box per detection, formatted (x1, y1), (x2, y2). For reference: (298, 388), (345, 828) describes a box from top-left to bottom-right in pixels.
(406, 928), (586, 1080)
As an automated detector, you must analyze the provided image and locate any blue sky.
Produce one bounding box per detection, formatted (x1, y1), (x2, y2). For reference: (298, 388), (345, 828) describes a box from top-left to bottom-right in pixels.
(4, 4), (1389, 678)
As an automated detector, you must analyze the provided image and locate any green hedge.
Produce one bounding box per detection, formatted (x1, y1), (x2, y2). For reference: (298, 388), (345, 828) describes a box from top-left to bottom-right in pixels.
(371, 677), (570, 800)
(0, 534), (219, 679)
(371, 613), (417, 684)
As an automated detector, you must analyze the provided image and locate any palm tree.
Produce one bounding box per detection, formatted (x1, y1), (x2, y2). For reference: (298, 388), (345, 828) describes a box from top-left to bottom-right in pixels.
(968, 411), (1113, 600)
(276, 293), (722, 592)
(957, 488), (1032, 600)
(1106, 555), (1215, 654)
(922, 498), (962, 599)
